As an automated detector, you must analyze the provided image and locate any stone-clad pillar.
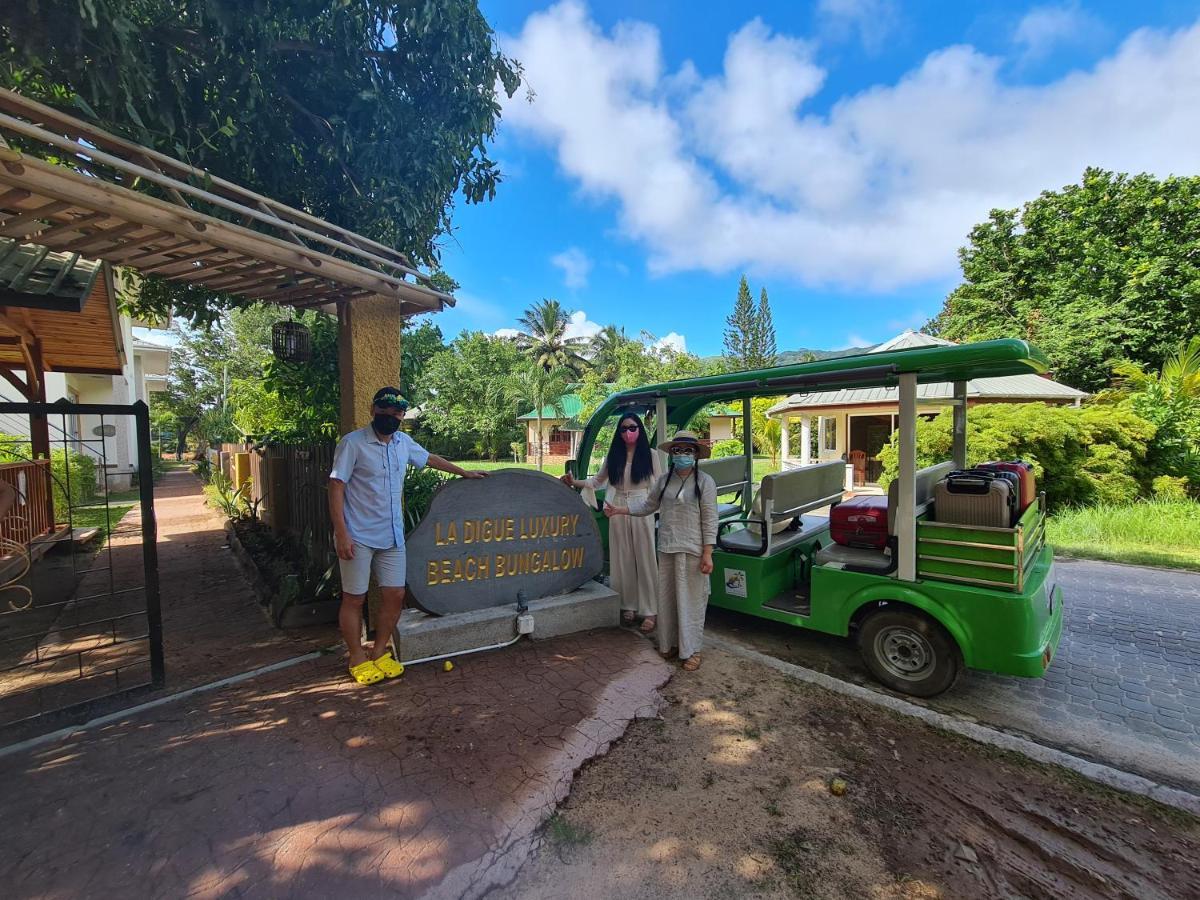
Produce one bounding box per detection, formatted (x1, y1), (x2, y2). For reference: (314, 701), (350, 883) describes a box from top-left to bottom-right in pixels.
(338, 295), (404, 435)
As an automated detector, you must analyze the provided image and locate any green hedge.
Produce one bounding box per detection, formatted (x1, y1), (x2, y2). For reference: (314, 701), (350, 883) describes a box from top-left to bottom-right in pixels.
(878, 403), (1156, 509)
(0, 433), (97, 513)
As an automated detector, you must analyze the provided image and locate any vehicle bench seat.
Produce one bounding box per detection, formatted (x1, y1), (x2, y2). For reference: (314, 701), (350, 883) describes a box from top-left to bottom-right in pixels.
(719, 514), (829, 555)
(717, 501), (742, 519)
(814, 460), (954, 572)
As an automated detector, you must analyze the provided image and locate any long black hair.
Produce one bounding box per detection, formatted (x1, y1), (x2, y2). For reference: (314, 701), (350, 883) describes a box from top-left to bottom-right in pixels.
(605, 412), (654, 487)
(658, 458), (704, 504)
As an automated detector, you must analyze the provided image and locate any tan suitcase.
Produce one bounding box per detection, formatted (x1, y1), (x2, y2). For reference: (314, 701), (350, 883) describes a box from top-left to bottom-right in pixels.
(933, 472), (1013, 528)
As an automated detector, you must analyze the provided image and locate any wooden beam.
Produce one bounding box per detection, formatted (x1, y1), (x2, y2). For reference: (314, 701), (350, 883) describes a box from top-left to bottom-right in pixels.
(29, 211), (109, 244)
(0, 365), (32, 399)
(0, 155), (442, 306)
(115, 237), (196, 267)
(149, 253), (247, 281)
(0, 187), (31, 208)
(136, 245), (221, 273)
(60, 220), (143, 253)
(0, 199), (72, 238)
(0, 309), (36, 343)
(201, 261), (285, 290)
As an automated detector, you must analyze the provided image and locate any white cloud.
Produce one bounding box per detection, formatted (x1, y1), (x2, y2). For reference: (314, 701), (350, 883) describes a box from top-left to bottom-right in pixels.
(817, 0), (898, 53)
(502, 3), (1200, 292)
(564, 309), (603, 341)
(551, 246), (593, 289)
(841, 333), (872, 350)
(1014, 3), (1106, 62)
(651, 332), (687, 354)
(493, 327), (521, 339)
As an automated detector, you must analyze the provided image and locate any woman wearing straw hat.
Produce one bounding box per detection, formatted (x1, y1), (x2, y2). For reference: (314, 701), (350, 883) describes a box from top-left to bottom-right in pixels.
(562, 411), (662, 632)
(605, 431), (718, 671)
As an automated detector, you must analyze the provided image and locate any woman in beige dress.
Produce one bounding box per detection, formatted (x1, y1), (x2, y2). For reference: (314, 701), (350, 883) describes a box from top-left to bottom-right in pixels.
(562, 412), (661, 632)
(605, 431), (717, 671)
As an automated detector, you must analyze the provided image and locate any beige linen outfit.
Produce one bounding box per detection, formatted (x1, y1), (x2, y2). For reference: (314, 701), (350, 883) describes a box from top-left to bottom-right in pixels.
(628, 469), (718, 659)
(582, 455), (661, 617)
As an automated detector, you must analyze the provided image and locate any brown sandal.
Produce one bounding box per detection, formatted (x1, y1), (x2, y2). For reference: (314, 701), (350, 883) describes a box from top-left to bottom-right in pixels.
(639, 616), (657, 634)
(621, 610), (636, 626)
(659, 647), (678, 660)
(681, 654), (701, 671)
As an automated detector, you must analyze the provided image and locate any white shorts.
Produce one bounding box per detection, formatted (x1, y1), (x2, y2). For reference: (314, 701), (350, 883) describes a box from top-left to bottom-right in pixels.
(339, 543), (407, 595)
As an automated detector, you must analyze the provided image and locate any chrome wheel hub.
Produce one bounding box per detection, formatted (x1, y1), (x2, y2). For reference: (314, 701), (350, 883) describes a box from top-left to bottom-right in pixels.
(875, 626), (934, 681)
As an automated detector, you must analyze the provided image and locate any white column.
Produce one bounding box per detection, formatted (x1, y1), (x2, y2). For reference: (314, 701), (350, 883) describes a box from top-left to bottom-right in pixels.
(897, 373), (918, 582)
(800, 416), (812, 466)
(780, 415), (790, 462)
(952, 381), (968, 469)
(818, 417), (826, 457)
(656, 397), (669, 470)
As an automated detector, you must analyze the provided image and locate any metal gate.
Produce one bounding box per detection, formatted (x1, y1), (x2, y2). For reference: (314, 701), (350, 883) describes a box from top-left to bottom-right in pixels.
(0, 399), (161, 736)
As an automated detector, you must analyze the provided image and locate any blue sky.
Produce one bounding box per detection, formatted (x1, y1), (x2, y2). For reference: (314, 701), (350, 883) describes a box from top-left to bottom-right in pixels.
(429, 1), (1200, 356)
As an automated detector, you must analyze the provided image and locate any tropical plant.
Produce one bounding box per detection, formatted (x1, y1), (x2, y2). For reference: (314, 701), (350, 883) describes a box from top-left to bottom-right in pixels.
(1, 0), (522, 327)
(207, 471), (250, 520)
(1109, 336), (1200, 492)
(516, 299), (590, 374)
(878, 403), (1157, 508)
(588, 325), (631, 381)
(403, 467), (451, 534)
(505, 363), (571, 472)
(422, 331), (524, 458)
(928, 169), (1200, 391)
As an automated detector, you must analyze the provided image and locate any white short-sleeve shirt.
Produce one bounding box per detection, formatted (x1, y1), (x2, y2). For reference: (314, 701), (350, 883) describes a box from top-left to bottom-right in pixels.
(329, 425), (430, 549)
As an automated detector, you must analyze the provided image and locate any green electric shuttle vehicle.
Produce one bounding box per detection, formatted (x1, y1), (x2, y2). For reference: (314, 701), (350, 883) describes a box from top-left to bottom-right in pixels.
(567, 339), (1064, 697)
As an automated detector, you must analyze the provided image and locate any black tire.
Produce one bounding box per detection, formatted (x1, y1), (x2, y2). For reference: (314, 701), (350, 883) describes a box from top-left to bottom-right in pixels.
(858, 608), (962, 697)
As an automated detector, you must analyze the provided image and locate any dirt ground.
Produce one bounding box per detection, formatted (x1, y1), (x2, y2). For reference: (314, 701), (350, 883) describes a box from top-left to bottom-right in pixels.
(499, 648), (1200, 900)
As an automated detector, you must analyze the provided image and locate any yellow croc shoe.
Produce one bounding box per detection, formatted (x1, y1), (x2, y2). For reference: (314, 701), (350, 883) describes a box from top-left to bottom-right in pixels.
(348, 660), (384, 685)
(374, 652), (405, 679)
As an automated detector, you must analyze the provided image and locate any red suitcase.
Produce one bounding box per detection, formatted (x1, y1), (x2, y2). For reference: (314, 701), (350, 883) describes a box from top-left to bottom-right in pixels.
(830, 496), (889, 549)
(977, 461), (1036, 512)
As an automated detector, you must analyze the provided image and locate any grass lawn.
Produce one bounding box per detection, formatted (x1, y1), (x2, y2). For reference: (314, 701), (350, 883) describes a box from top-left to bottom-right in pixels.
(1047, 499), (1200, 572)
(71, 489), (140, 543)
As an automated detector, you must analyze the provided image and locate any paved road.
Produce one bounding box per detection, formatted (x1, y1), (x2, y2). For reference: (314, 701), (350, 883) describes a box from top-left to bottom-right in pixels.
(707, 559), (1200, 794)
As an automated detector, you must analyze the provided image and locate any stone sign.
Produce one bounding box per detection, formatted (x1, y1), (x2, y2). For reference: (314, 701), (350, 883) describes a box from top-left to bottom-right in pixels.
(405, 469), (603, 616)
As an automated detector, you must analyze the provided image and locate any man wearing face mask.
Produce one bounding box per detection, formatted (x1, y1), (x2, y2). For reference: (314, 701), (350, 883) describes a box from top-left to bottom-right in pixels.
(329, 387), (485, 685)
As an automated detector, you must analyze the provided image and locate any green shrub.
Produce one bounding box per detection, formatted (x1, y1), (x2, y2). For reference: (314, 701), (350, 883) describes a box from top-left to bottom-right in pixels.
(1152, 475), (1191, 501)
(711, 439), (744, 458)
(878, 403), (1156, 509)
(0, 433), (96, 513)
(403, 466), (451, 534)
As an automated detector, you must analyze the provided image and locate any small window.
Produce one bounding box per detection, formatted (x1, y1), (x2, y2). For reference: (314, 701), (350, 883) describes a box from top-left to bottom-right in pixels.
(820, 416), (837, 452)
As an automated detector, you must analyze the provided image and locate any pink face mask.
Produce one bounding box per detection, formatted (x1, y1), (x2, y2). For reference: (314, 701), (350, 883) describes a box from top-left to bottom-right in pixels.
(620, 424), (640, 445)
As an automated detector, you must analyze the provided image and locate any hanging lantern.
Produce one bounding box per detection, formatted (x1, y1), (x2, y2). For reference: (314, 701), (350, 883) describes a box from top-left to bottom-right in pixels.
(272, 320), (311, 362)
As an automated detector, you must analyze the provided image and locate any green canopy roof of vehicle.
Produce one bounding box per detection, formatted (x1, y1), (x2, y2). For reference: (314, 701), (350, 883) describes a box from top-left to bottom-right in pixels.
(576, 339), (1049, 467)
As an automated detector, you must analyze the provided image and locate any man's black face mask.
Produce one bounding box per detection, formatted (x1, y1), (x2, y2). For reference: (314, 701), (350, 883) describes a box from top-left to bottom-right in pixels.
(373, 413), (401, 435)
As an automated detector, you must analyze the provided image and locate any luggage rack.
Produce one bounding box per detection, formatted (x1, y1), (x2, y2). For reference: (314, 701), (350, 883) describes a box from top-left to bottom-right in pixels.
(915, 493), (1047, 592)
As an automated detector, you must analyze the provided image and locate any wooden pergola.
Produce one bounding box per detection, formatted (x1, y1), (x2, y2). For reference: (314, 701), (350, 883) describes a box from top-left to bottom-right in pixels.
(0, 89), (454, 313)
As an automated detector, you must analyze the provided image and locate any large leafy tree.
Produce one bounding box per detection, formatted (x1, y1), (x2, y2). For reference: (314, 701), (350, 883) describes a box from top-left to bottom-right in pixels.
(505, 363), (571, 472)
(588, 325), (631, 382)
(422, 332), (524, 459)
(0, 0), (521, 325)
(400, 319), (447, 407)
(928, 169), (1200, 391)
(515, 299), (589, 374)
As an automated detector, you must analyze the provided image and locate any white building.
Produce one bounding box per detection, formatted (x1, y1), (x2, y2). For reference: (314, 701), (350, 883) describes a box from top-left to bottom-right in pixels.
(0, 248), (169, 491)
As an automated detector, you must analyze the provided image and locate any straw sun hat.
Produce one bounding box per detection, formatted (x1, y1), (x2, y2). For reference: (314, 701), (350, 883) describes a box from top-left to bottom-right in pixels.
(656, 430), (711, 459)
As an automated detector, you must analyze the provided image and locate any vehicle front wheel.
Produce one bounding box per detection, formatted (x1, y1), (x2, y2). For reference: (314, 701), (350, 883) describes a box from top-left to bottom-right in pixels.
(858, 609), (961, 697)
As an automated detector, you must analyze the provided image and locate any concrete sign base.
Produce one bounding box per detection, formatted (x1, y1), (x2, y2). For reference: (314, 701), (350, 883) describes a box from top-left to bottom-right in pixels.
(394, 581), (620, 663)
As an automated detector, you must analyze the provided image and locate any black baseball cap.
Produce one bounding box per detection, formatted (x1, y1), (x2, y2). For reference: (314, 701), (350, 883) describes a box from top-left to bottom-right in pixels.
(372, 387), (408, 409)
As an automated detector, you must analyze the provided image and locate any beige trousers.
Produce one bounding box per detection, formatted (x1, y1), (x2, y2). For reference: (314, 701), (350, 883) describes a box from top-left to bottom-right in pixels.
(608, 489), (658, 617)
(656, 551), (709, 659)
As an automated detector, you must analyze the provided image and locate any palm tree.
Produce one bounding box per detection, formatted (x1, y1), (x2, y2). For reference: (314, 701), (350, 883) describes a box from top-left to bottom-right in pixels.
(516, 299), (589, 374)
(589, 324), (629, 381)
(506, 363), (572, 472)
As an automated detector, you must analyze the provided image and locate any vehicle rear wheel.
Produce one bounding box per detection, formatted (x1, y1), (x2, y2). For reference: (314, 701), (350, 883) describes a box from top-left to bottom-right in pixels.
(858, 608), (961, 697)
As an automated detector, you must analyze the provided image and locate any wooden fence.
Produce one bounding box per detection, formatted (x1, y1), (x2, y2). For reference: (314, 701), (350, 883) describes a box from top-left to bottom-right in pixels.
(0, 460), (54, 548)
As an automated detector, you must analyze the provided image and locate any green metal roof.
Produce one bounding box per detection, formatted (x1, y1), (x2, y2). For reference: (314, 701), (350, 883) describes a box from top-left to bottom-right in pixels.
(517, 392), (585, 421)
(576, 339), (1050, 468)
